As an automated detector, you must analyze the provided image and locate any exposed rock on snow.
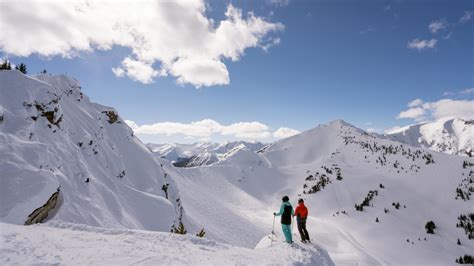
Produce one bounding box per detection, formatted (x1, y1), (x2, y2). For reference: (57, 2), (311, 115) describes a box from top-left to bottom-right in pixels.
(24, 186), (61, 225)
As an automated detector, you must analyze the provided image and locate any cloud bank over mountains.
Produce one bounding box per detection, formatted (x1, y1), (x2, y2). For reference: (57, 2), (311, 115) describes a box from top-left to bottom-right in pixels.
(125, 119), (300, 142)
(0, 0), (283, 87)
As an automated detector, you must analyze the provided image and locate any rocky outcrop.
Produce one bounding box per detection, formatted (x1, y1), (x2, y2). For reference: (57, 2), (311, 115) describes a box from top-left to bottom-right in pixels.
(25, 186), (61, 225)
(102, 110), (119, 124)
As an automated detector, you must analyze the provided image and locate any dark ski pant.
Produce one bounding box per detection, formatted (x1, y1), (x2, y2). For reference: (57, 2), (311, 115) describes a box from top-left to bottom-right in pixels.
(297, 218), (310, 241)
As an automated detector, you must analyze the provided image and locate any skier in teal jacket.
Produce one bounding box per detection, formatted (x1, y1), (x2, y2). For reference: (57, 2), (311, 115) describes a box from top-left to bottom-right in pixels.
(273, 195), (294, 244)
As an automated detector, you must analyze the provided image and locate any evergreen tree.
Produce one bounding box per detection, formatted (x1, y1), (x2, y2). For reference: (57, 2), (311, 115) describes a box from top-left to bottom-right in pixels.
(0, 59), (11, 70)
(376, 217), (379, 223)
(15, 63), (27, 74)
(457, 238), (461, 245)
(425, 220), (436, 234)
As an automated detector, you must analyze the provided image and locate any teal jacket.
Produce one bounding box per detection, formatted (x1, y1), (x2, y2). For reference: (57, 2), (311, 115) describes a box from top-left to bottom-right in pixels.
(275, 201), (294, 216)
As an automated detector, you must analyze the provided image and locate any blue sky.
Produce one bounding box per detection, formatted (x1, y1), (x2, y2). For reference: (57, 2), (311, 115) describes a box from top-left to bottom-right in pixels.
(1, 0), (473, 143)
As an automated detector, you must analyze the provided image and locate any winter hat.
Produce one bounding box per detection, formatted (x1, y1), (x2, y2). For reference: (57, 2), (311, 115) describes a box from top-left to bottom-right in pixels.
(298, 198), (304, 203)
(282, 196), (289, 202)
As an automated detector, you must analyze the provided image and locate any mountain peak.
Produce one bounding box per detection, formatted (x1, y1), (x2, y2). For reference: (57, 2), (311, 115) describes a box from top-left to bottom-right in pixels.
(326, 119), (353, 128)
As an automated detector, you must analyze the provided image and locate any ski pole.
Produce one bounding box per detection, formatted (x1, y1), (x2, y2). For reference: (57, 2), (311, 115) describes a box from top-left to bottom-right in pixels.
(271, 214), (275, 246)
(291, 216), (294, 233)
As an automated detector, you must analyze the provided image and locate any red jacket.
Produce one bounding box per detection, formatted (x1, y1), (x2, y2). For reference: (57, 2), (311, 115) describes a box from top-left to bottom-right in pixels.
(294, 203), (308, 219)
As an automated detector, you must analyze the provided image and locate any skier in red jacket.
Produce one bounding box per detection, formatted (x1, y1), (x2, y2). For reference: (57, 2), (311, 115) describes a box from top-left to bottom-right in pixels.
(293, 198), (311, 243)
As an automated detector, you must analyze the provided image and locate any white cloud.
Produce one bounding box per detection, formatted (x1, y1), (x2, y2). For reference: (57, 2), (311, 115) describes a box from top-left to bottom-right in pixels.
(407, 98), (423, 107)
(428, 19), (447, 33)
(442, 87), (474, 97)
(460, 88), (474, 95)
(397, 107), (426, 121)
(428, 99), (474, 120)
(126, 119), (300, 141)
(0, 1), (283, 87)
(384, 126), (403, 134)
(111, 67), (125, 78)
(459, 11), (474, 23)
(114, 57), (159, 84)
(366, 128), (382, 133)
(128, 119), (268, 140)
(407, 38), (437, 50)
(273, 127), (300, 138)
(269, 0), (290, 7)
(397, 99), (474, 122)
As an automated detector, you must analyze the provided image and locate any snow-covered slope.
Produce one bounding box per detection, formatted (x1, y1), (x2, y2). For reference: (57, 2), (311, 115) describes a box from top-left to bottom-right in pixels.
(0, 70), (180, 231)
(0, 222), (333, 265)
(385, 118), (474, 157)
(171, 119), (474, 265)
(0, 70), (333, 265)
(148, 141), (265, 167)
(2, 71), (472, 265)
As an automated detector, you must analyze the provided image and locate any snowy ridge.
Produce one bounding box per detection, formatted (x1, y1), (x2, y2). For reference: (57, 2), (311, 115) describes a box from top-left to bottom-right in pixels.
(385, 118), (474, 157)
(0, 70), (180, 231)
(0, 222), (334, 265)
(0, 71), (333, 265)
(174, 119), (474, 265)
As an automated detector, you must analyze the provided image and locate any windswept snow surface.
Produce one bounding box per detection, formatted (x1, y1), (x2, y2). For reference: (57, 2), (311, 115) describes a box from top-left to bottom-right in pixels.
(0, 222), (334, 265)
(385, 118), (474, 156)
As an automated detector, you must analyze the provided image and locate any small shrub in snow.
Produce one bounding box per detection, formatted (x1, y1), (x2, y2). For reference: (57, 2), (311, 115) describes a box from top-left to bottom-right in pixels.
(196, 228), (206, 238)
(463, 160), (474, 169)
(456, 254), (474, 264)
(172, 222), (187, 235)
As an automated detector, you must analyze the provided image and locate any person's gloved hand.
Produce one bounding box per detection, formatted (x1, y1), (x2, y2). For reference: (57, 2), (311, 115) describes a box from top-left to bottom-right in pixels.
(273, 212), (276, 216)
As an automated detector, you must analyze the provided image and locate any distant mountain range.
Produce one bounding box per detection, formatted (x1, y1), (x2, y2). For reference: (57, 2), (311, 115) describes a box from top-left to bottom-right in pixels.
(147, 141), (266, 167)
(384, 118), (473, 157)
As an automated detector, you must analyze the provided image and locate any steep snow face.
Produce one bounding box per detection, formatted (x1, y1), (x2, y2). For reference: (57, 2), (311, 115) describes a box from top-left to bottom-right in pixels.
(385, 118), (474, 157)
(148, 141), (265, 167)
(171, 119), (474, 265)
(0, 71), (180, 231)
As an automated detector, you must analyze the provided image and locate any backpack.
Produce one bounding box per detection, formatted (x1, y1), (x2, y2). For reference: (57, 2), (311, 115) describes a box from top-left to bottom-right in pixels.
(281, 204), (292, 225)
